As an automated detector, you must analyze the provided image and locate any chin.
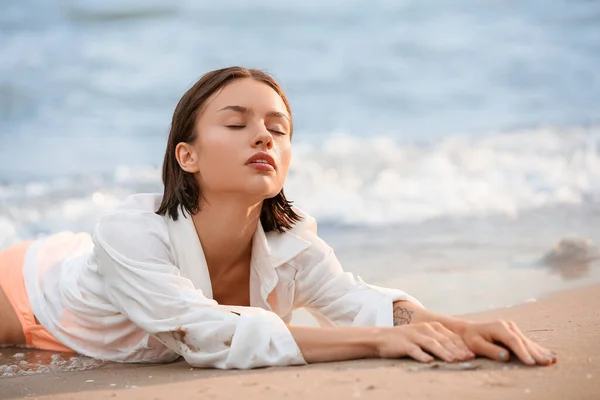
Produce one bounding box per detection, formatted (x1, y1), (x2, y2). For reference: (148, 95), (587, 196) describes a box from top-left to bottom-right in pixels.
(243, 176), (282, 197)
(243, 184), (282, 201)
(263, 190), (282, 200)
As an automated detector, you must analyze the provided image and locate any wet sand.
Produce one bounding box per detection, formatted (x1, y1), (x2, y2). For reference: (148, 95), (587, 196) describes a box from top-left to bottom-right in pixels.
(1, 283), (599, 400)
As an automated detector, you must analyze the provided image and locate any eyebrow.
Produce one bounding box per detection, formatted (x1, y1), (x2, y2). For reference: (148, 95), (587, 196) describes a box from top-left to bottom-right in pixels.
(217, 105), (290, 121)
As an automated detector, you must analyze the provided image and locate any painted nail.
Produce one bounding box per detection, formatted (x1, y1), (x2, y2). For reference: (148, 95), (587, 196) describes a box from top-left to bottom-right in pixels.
(528, 358), (536, 364)
(499, 351), (508, 360)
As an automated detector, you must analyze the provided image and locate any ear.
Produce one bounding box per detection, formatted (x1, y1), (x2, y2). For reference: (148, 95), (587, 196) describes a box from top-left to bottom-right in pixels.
(175, 142), (200, 173)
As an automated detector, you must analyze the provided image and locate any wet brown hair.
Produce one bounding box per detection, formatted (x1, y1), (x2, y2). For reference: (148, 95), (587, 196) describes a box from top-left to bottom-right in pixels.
(156, 66), (302, 233)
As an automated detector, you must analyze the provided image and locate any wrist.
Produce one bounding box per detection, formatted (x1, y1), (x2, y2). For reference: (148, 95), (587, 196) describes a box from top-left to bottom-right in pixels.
(438, 316), (471, 334)
(368, 327), (391, 358)
(391, 300), (472, 335)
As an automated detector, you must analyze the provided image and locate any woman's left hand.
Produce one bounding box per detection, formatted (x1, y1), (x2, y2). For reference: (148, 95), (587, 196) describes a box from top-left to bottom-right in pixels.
(455, 319), (558, 366)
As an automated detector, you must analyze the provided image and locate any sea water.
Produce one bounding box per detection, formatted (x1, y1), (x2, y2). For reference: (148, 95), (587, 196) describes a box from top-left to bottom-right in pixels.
(0, 348), (104, 379)
(1, 0), (599, 227)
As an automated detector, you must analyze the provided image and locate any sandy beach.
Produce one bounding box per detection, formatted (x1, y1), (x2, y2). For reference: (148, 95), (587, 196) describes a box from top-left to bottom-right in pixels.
(1, 283), (598, 400)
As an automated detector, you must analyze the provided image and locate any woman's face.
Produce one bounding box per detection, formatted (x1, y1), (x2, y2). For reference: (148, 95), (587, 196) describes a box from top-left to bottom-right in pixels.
(177, 78), (292, 203)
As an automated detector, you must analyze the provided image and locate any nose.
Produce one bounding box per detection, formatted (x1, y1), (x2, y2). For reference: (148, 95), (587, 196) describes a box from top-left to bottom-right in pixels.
(252, 127), (273, 149)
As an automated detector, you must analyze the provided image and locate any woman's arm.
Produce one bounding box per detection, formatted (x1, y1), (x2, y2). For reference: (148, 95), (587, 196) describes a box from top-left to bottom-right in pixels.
(391, 300), (558, 366)
(288, 326), (380, 362)
(281, 209), (556, 367)
(288, 323), (472, 364)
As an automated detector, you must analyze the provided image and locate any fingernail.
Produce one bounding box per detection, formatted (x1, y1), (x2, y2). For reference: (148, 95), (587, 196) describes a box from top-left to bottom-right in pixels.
(499, 351), (508, 360)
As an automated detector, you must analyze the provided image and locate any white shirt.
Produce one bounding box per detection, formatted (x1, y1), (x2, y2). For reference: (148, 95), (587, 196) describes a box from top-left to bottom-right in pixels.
(23, 193), (421, 369)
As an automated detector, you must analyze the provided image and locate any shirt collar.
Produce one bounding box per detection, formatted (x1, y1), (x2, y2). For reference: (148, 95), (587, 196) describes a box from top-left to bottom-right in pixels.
(251, 220), (312, 269)
(164, 210), (312, 296)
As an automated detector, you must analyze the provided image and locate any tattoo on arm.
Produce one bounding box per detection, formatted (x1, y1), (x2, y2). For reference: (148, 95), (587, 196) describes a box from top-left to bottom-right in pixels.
(393, 306), (414, 326)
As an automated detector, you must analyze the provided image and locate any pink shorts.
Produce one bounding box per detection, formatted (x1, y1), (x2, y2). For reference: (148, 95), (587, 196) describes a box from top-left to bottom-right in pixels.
(0, 241), (74, 353)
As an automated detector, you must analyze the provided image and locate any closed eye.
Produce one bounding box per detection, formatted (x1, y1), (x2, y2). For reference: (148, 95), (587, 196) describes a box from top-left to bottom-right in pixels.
(226, 125), (286, 135)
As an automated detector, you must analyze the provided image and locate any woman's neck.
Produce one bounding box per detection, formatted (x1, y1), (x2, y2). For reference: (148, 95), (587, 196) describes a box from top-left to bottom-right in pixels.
(191, 195), (262, 271)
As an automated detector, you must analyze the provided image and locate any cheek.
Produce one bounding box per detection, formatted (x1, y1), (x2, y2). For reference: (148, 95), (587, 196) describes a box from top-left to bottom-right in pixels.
(195, 130), (238, 177)
(197, 129), (234, 161)
(276, 141), (292, 174)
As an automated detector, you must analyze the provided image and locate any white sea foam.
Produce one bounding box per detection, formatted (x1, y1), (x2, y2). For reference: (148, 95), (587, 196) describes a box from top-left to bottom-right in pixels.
(0, 352), (104, 378)
(0, 127), (598, 244)
(287, 126), (600, 224)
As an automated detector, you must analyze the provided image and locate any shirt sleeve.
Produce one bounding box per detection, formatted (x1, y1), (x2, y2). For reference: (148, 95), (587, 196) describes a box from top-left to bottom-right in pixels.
(290, 214), (423, 327)
(92, 209), (306, 369)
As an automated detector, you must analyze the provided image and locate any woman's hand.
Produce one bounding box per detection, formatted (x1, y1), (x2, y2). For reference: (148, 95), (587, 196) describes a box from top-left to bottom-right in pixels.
(376, 322), (475, 363)
(454, 320), (558, 366)
(390, 301), (558, 366)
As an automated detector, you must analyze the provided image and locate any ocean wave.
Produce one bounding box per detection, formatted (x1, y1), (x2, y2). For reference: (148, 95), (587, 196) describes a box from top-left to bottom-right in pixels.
(287, 126), (600, 224)
(0, 126), (599, 243)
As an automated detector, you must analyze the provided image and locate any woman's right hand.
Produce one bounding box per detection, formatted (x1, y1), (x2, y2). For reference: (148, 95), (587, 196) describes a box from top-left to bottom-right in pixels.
(375, 322), (475, 363)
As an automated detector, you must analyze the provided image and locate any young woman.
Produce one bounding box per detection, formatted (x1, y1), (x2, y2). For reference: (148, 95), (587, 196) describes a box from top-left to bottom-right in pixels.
(0, 67), (557, 369)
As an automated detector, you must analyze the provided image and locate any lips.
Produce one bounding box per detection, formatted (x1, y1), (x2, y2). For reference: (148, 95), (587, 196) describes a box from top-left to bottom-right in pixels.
(245, 152), (276, 170)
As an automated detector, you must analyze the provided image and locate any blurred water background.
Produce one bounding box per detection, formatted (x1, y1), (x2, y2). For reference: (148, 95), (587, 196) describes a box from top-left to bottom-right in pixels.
(1, 0), (600, 316)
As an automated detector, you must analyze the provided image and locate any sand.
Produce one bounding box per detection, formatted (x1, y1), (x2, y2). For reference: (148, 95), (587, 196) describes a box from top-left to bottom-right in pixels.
(2, 283), (599, 400)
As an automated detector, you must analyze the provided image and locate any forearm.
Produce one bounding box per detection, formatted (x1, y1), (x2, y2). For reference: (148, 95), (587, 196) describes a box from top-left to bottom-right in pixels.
(392, 300), (469, 333)
(288, 325), (382, 363)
